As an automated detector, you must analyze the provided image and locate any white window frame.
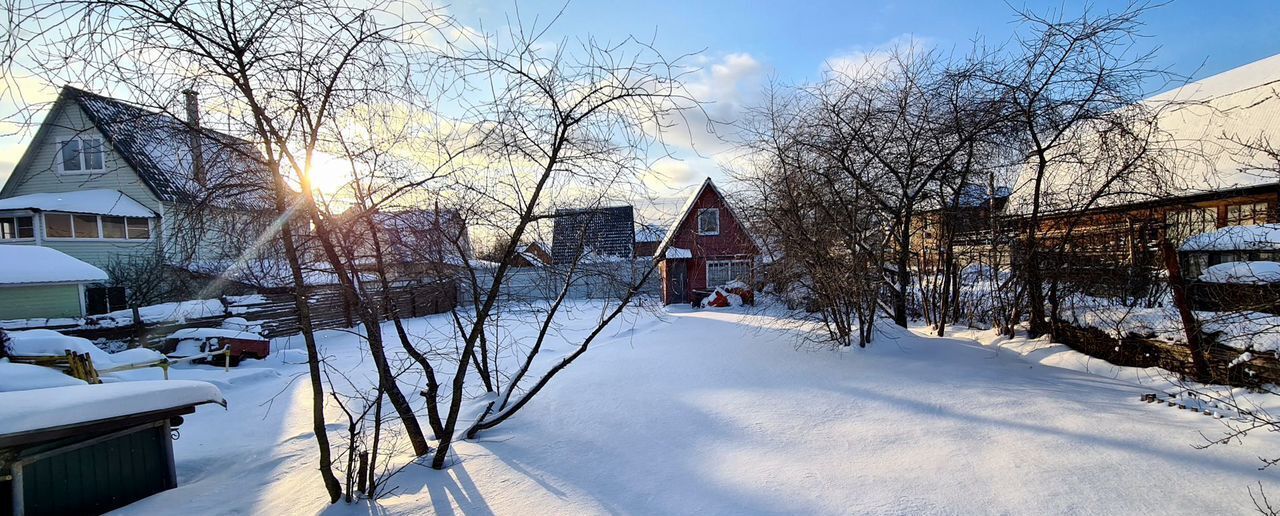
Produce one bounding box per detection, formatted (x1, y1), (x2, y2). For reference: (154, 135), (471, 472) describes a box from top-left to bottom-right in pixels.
(56, 137), (106, 174)
(0, 214), (36, 241)
(42, 212), (153, 242)
(706, 259), (752, 287)
(697, 208), (720, 236)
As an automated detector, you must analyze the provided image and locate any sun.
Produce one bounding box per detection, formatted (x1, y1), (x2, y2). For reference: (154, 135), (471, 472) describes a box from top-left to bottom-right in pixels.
(306, 152), (352, 194)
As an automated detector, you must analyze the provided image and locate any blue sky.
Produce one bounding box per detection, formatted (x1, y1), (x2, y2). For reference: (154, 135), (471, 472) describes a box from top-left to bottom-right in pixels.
(2, 1), (1277, 208)
(445, 0), (1280, 207)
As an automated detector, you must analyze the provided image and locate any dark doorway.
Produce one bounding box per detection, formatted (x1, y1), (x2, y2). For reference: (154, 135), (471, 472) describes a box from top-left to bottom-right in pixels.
(667, 260), (688, 305)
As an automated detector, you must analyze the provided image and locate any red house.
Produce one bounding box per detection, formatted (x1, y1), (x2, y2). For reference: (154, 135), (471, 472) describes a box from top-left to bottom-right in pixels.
(653, 178), (760, 305)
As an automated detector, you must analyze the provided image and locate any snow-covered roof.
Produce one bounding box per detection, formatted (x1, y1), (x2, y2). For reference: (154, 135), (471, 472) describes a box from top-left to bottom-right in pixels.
(64, 87), (276, 208)
(0, 189), (155, 217)
(0, 245), (108, 285)
(1180, 224), (1280, 252)
(665, 247), (692, 259)
(0, 380), (223, 436)
(1200, 261), (1280, 284)
(635, 223), (667, 243)
(652, 178), (758, 259)
(1007, 53), (1280, 215)
(168, 327), (265, 341)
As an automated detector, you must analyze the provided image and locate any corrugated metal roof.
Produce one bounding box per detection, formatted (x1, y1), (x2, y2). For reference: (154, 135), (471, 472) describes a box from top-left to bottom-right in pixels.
(550, 206), (635, 264)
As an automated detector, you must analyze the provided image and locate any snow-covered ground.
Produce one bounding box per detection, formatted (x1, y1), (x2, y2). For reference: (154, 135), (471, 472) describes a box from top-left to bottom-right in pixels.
(104, 303), (1279, 515)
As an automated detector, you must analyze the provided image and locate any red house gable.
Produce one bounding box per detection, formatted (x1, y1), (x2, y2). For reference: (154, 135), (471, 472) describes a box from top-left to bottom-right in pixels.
(655, 178), (759, 305)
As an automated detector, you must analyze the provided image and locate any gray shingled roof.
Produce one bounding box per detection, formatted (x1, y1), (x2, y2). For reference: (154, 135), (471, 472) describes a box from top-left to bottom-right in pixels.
(67, 87), (274, 208)
(551, 206), (635, 264)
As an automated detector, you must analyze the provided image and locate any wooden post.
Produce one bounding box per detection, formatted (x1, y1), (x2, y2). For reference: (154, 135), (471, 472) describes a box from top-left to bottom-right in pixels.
(131, 305), (144, 347)
(224, 347), (231, 372)
(1159, 236), (1211, 381)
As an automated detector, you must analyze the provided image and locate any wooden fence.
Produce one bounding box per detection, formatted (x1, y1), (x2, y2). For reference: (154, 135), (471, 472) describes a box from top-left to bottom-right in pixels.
(1050, 319), (1280, 387)
(9, 280), (458, 350)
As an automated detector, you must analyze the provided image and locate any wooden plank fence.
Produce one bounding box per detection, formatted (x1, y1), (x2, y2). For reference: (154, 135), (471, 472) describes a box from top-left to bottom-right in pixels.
(1050, 319), (1280, 387)
(5, 280), (458, 350)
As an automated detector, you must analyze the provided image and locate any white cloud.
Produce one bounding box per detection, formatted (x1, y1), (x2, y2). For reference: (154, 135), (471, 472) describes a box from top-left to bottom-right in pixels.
(658, 52), (767, 157)
(822, 34), (928, 80)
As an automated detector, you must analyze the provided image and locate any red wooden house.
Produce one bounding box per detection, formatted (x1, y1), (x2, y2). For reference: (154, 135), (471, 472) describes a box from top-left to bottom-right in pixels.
(653, 178), (760, 305)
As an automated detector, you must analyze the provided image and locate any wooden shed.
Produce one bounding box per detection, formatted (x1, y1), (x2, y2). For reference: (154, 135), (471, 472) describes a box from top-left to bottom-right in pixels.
(652, 178), (760, 305)
(0, 381), (223, 515)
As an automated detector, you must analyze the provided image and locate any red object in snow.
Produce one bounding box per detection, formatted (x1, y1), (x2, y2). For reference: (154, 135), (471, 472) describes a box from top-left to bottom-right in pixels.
(706, 291), (731, 307)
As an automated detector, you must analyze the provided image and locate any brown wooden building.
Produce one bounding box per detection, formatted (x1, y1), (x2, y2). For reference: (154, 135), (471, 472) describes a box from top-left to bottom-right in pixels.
(652, 178), (760, 305)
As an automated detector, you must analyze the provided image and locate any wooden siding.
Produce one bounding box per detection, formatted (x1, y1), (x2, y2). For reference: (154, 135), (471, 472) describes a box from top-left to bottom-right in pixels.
(660, 185), (758, 304)
(0, 284), (83, 319)
(1, 101), (163, 212)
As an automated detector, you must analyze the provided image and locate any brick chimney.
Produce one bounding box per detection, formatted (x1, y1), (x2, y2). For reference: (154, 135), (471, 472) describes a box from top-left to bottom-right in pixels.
(182, 89), (206, 186)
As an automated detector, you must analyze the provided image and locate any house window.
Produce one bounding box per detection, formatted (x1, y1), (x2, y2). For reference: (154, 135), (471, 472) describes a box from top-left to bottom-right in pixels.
(1165, 207), (1217, 244)
(44, 212), (151, 240)
(706, 259), (752, 287)
(0, 216), (34, 239)
(697, 208), (720, 235)
(86, 286), (128, 315)
(59, 138), (106, 173)
(44, 213), (73, 238)
(1226, 202), (1268, 226)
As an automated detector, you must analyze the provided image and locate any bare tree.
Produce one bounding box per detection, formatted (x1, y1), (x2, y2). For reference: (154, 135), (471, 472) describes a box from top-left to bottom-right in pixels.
(3, 0), (457, 502)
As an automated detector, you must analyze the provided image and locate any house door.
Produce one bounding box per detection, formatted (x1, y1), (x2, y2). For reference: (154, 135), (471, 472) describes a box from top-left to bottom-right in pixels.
(668, 260), (688, 305)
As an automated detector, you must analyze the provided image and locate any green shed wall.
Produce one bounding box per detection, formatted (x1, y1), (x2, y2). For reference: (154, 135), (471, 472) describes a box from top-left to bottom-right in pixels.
(0, 284), (83, 320)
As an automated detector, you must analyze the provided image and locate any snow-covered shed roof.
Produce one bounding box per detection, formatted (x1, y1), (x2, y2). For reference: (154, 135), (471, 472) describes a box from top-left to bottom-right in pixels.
(0, 245), (108, 285)
(0, 380), (223, 437)
(1180, 224), (1280, 252)
(551, 205), (636, 264)
(1007, 53), (1280, 215)
(0, 189), (155, 217)
(64, 86), (276, 208)
(635, 223), (667, 243)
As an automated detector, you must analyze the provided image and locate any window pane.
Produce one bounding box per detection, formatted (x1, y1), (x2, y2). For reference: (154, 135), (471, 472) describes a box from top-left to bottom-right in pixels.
(0, 218), (13, 239)
(698, 209), (719, 234)
(126, 218), (151, 239)
(82, 139), (104, 169)
(73, 214), (99, 238)
(16, 216), (32, 238)
(45, 213), (72, 238)
(61, 140), (81, 171)
(102, 216), (126, 239)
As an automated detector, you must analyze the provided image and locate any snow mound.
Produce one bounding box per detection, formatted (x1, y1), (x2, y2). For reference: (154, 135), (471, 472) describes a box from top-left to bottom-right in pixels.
(1199, 261), (1280, 284)
(0, 361), (86, 392)
(5, 329), (115, 364)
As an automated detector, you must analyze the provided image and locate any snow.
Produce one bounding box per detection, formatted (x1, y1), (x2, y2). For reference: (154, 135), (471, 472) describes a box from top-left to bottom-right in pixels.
(1181, 224), (1280, 252)
(665, 246), (692, 259)
(0, 361), (86, 392)
(1060, 294), (1280, 353)
(105, 304), (1280, 515)
(167, 327), (264, 342)
(0, 245), (107, 285)
(5, 329), (115, 364)
(1200, 261), (1280, 284)
(0, 380), (223, 436)
(1007, 54), (1280, 215)
(0, 189), (156, 217)
(5, 329), (165, 367)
